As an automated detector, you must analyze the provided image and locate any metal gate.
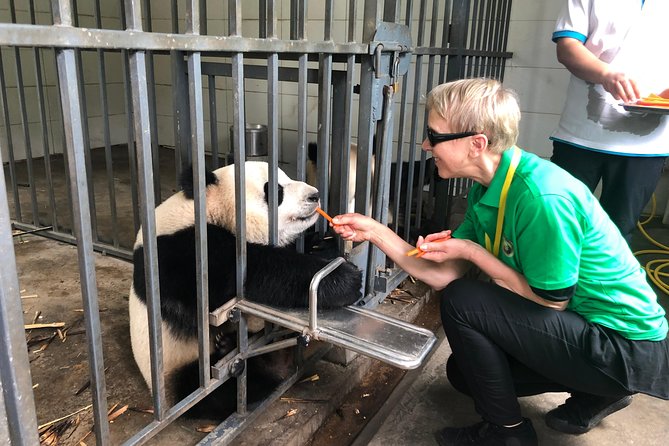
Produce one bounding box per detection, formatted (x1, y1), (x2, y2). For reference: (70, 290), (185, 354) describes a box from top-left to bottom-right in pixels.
(1, 0), (512, 444)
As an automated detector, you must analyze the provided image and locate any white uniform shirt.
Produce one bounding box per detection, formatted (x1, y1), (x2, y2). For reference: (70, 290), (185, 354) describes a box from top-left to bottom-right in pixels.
(551, 0), (669, 156)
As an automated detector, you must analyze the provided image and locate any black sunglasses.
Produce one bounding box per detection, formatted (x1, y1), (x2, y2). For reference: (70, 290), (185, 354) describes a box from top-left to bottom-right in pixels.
(426, 127), (478, 146)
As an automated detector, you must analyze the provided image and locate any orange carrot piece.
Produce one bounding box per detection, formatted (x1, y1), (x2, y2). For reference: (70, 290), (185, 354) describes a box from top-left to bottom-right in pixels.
(315, 207), (334, 223)
(406, 236), (451, 257)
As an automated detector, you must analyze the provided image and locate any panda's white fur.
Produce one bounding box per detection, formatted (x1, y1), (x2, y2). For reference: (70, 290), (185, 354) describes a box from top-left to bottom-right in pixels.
(129, 161), (362, 414)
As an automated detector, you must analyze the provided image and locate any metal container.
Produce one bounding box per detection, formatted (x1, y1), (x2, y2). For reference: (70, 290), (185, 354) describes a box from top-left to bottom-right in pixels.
(229, 123), (268, 157)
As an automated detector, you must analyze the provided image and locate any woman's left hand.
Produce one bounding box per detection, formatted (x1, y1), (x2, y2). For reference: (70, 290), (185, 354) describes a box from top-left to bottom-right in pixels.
(415, 232), (473, 263)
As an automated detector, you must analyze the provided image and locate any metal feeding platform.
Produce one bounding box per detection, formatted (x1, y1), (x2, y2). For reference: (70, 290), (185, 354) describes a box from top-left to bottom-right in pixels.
(209, 257), (437, 371)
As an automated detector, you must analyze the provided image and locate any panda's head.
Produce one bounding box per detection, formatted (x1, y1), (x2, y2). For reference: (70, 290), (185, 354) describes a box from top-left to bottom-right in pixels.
(145, 161), (320, 248)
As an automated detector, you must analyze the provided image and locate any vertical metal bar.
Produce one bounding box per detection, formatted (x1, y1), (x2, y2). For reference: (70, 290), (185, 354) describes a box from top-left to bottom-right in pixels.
(324, 0), (333, 40)
(358, 0), (379, 296)
(290, 0), (306, 40)
(267, 0), (279, 245)
(259, 0), (267, 38)
(481, 0), (494, 77)
(171, 0), (190, 184)
(199, 0), (207, 35)
(383, 0), (400, 22)
(0, 52), (22, 220)
(185, 0), (211, 392)
(9, 0), (39, 226)
(438, 0), (452, 84)
(415, 0), (441, 227)
(94, 0), (119, 247)
(488, 0), (503, 78)
(469, 0), (482, 77)
(402, 0), (427, 239)
(124, 0), (167, 420)
(295, 0), (308, 253)
(446, 0), (470, 81)
(391, 0), (414, 233)
(71, 0), (100, 243)
(497, 0), (512, 80)
(229, 0), (249, 414)
(373, 85), (395, 225)
(315, 0), (333, 235)
(208, 75), (219, 168)
(142, 0), (162, 203)
(0, 150), (40, 446)
(29, 0), (59, 233)
(52, 0), (110, 441)
(336, 0), (356, 221)
(120, 4), (140, 235)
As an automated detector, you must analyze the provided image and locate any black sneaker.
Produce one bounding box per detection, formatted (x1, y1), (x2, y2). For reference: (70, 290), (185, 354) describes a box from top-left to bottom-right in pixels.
(434, 418), (538, 446)
(545, 393), (633, 434)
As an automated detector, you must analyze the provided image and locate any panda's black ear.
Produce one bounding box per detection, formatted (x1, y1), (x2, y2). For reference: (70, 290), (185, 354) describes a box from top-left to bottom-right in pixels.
(179, 164), (218, 200)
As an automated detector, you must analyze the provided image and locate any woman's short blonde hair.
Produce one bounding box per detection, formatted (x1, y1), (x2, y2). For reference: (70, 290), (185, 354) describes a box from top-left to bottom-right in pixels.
(426, 78), (520, 154)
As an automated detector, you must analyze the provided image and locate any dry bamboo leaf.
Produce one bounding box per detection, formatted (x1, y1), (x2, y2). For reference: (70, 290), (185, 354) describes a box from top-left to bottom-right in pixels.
(106, 403), (119, 416)
(280, 397), (328, 404)
(298, 374), (319, 383)
(128, 407), (154, 414)
(276, 408), (298, 421)
(108, 405), (128, 423)
(33, 343), (50, 354)
(38, 405), (92, 431)
(25, 322), (66, 330)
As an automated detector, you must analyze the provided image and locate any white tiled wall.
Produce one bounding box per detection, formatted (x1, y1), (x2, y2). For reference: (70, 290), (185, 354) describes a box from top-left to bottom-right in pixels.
(504, 0), (566, 159)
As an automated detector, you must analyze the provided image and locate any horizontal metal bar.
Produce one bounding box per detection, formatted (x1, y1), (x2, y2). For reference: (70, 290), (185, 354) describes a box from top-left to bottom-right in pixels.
(0, 23), (369, 54)
(10, 222), (133, 260)
(414, 46), (512, 58)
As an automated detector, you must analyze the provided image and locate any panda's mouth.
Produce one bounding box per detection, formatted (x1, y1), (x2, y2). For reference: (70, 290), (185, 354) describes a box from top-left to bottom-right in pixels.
(291, 209), (321, 223)
(293, 211), (318, 222)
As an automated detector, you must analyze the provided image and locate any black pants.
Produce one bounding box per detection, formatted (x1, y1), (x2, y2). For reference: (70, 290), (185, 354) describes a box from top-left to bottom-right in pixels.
(551, 141), (666, 243)
(440, 279), (634, 426)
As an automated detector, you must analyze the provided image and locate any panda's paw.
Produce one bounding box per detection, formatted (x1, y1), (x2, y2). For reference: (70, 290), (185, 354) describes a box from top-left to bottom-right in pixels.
(318, 261), (363, 308)
(213, 331), (236, 357)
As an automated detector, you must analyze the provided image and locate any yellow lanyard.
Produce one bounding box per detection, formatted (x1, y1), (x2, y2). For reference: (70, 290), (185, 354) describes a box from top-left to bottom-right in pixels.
(484, 148), (521, 257)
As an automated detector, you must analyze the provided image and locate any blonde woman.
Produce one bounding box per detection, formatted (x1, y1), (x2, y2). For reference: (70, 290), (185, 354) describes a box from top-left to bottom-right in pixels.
(332, 78), (669, 446)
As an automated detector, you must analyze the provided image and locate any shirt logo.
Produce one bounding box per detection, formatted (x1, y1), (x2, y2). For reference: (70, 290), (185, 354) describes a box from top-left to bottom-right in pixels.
(502, 237), (514, 257)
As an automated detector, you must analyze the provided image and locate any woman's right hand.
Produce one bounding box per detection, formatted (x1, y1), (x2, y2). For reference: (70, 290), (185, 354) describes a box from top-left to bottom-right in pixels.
(331, 213), (379, 243)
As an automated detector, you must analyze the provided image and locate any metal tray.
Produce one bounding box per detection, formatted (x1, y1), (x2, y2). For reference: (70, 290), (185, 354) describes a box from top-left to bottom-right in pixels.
(622, 103), (669, 115)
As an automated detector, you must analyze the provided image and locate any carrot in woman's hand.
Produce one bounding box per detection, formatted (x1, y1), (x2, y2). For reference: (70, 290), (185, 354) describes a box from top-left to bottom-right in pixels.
(406, 235), (451, 257)
(315, 207), (334, 224)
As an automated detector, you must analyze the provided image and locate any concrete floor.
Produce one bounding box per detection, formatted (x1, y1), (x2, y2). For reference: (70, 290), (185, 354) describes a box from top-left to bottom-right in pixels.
(366, 222), (669, 446)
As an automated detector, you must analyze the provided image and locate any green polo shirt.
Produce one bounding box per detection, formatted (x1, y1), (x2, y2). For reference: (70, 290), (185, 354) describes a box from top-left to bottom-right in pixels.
(453, 147), (667, 341)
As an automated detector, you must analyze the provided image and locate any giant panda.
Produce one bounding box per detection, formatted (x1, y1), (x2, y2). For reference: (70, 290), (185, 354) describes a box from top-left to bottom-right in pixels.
(128, 161), (362, 417)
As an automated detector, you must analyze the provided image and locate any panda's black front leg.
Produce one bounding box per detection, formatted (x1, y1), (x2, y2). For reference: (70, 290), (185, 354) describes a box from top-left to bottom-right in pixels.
(244, 243), (362, 309)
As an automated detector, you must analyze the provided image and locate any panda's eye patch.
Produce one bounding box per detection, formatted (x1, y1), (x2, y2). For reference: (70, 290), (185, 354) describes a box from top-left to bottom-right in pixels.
(263, 182), (284, 206)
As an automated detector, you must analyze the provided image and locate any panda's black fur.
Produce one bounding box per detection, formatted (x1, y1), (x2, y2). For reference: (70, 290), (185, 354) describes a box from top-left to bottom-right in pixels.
(129, 161), (362, 419)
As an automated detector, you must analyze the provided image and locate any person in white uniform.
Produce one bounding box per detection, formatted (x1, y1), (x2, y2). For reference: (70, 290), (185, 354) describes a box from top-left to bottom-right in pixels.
(550, 0), (669, 243)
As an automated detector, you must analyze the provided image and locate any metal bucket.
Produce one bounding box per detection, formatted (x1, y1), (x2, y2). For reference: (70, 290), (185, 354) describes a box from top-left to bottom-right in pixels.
(229, 123), (268, 157)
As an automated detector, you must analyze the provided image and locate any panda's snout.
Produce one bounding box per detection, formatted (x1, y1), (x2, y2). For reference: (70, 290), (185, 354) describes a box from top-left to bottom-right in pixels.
(308, 191), (320, 203)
